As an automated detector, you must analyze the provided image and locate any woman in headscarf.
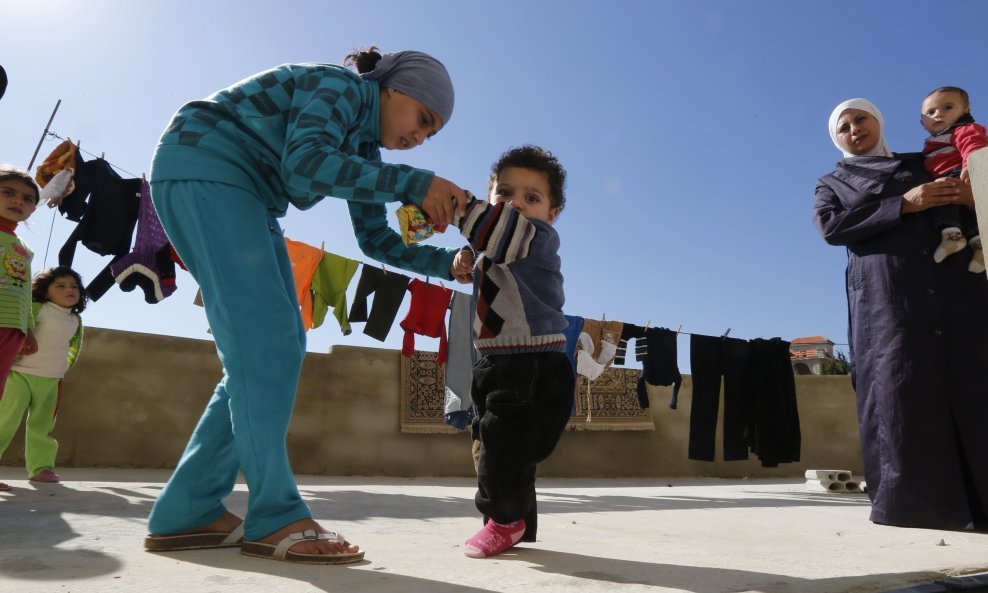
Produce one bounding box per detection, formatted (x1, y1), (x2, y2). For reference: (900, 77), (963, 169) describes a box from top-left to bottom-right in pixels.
(143, 47), (469, 564)
(814, 98), (988, 531)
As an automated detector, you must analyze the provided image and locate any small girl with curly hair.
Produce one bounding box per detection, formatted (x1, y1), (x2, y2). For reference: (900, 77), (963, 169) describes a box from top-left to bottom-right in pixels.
(0, 266), (85, 489)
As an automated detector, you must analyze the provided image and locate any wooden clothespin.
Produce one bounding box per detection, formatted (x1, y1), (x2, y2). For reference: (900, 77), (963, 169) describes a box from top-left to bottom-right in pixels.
(141, 173), (146, 183)
(100, 152), (105, 160)
(75, 139), (81, 149)
(320, 241), (325, 253)
(381, 263), (387, 275)
(644, 319), (651, 330)
(675, 324), (682, 335)
(721, 328), (731, 338)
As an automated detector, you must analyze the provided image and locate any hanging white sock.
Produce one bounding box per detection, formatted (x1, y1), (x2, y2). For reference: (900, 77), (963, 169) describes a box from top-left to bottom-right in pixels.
(968, 235), (985, 274)
(934, 227), (966, 263)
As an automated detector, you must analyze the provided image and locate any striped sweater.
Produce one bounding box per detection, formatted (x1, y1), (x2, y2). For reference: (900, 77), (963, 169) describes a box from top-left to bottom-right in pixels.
(455, 196), (567, 355)
(0, 230), (34, 332)
(922, 113), (988, 178)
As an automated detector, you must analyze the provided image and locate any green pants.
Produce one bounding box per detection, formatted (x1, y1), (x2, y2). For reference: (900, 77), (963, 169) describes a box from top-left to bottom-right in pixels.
(0, 371), (61, 478)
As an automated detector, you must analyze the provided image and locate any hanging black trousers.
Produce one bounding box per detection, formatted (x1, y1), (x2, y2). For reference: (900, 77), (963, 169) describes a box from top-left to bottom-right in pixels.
(688, 334), (751, 461)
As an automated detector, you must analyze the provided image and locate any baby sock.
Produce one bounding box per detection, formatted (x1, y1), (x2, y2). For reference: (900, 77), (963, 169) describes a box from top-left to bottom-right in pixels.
(969, 235), (985, 274)
(464, 519), (525, 558)
(934, 227), (966, 263)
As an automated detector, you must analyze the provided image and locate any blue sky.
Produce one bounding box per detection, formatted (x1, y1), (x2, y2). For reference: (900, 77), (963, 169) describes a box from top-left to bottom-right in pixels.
(2, 0), (987, 372)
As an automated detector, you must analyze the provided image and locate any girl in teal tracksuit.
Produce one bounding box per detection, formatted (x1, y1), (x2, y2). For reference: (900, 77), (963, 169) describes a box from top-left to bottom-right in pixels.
(143, 47), (470, 564)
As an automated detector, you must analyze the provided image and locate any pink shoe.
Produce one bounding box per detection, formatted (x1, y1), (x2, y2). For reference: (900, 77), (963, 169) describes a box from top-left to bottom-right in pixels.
(30, 469), (61, 483)
(463, 519), (525, 558)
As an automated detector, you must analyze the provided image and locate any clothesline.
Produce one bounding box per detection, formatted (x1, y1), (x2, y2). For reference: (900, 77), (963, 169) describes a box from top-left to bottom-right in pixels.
(286, 236), (844, 348)
(31, 134), (845, 349)
(42, 132), (141, 178)
(36, 131), (143, 268)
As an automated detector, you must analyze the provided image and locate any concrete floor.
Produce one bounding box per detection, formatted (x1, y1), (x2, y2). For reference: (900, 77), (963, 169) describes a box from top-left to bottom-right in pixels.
(1, 468), (987, 593)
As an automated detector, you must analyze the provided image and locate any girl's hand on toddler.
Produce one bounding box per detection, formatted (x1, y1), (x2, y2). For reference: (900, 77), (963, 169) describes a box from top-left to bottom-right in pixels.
(20, 332), (38, 356)
(451, 248), (474, 283)
(422, 176), (467, 226)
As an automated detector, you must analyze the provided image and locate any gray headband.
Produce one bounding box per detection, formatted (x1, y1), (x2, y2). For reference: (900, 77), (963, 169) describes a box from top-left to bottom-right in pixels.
(361, 50), (454, 127)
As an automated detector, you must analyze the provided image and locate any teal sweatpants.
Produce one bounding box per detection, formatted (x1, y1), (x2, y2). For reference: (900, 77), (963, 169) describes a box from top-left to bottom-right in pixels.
(147, 179), (310, 542)
(0, 371), (61, 478)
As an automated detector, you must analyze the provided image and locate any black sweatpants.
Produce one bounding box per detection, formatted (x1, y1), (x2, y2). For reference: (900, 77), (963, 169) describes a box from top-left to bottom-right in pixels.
(930, 204), (980, 240)
(347, 266), (411, 341)
(472, 352), (575, 537)
(688, 334), (751, 461)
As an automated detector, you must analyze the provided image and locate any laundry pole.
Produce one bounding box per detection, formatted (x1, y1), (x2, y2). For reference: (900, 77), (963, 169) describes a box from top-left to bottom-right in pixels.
(27, 99), (61, 170)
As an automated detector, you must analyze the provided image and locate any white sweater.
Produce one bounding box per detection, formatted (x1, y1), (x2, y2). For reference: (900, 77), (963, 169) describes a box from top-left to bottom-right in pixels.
(12, 302), (79, 379)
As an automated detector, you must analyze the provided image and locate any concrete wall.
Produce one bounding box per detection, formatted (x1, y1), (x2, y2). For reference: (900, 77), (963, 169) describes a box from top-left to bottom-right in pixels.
(2, 327), (863, 478)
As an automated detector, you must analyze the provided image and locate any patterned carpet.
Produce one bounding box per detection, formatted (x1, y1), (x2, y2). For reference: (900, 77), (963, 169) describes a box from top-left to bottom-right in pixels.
(400, 351), (654, 433)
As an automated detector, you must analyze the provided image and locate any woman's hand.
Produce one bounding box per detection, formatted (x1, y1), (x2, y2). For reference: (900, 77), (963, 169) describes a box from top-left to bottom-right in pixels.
(450, 248), (474, 284)
(901, 178), (969, 214)
(421, 176), (467, 226)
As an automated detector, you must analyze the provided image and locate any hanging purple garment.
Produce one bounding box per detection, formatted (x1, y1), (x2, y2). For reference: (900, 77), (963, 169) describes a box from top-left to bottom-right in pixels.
(109, 180), (176, 303)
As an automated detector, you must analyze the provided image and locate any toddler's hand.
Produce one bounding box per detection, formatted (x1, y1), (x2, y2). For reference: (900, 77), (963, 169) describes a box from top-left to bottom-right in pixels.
(451, 248), (474, 283)
(961, 167), (971, 184)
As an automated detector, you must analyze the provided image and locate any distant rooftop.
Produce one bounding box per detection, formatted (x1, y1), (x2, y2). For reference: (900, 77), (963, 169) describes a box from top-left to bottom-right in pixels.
(791, 336), (834, 344)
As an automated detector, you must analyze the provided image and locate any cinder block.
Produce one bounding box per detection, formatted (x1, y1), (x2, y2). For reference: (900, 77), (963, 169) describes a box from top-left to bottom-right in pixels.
(806, 478), (865, 493)
(806, 479), (848, 493)
(804, 469), (852, 482)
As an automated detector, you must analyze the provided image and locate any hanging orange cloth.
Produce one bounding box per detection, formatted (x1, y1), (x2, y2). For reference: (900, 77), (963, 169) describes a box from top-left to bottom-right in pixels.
(284, 237), (324, 330)
(34, 139), (78, 187)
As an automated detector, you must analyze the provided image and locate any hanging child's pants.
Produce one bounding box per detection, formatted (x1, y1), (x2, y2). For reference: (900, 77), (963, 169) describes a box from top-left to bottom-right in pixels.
(688, 334), (751, 462)
(472, 352), (575, 540)
(348, 266), (411, 341)
(147, 180), (310, 543)
(0, 372), (60, 477)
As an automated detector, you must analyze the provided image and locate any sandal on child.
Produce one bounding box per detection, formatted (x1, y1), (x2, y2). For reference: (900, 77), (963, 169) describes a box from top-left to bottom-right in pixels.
(144, 523), (245, 552)
(29, 469), (61, 483)
(240, 529), (364, 564)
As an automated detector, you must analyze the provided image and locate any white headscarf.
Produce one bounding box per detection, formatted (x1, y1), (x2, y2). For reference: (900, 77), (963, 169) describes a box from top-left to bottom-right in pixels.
(828, 98), (892, 158)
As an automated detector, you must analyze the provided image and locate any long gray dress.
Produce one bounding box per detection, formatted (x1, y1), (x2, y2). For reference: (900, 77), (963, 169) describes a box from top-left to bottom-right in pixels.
(814, 153), (988, 530)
